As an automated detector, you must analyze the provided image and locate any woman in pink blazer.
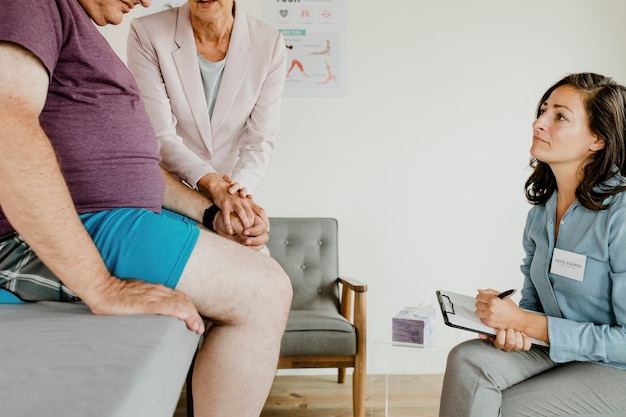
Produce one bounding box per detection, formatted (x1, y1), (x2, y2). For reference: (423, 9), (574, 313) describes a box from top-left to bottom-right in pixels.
(127, 0), (286, 232)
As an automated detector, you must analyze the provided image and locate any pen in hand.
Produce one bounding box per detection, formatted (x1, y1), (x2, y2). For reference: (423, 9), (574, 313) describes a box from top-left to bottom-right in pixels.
(497, 289), (517, 299)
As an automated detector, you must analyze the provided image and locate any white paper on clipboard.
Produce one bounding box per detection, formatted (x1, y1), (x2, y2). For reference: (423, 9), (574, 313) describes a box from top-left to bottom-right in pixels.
(435, 290), (548, 347)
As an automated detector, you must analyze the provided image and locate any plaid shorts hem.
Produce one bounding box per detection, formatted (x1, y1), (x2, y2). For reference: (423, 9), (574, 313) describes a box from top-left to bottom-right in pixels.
(0, 233), (79, 302)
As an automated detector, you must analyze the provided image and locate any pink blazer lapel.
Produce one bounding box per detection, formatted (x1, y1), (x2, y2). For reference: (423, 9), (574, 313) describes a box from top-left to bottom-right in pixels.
(210, 8), (251, 138)
(172, 3), (213, 149)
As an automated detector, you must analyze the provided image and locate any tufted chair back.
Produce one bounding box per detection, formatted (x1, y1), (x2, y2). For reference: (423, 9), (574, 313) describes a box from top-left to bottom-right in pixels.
(267, 217), (340, 312)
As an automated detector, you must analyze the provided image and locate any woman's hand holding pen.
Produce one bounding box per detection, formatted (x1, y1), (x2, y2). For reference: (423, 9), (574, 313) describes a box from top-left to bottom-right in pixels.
(475, 289), (533, 352)
(475, 289), (520, 328)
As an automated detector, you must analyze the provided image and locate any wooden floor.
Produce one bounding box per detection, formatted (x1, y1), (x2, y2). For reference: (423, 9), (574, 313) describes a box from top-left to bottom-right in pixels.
(174, 374), (443, 417)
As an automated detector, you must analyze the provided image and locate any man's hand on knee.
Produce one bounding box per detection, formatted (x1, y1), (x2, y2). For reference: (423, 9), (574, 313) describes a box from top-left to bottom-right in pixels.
(88, 277), (205, 334)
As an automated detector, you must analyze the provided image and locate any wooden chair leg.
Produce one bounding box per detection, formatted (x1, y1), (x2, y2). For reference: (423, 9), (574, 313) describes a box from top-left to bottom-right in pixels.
(352, 362), (366, 417)
(338, 367), (346, 383)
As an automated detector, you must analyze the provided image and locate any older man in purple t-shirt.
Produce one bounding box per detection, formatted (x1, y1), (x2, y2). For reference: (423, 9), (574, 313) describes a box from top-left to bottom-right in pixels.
(0, 0), (292, 415)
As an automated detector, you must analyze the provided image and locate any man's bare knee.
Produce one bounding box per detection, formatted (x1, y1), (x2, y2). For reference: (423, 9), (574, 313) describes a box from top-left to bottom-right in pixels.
(176, 233), (292, 324)
(248, 255), (292, 317)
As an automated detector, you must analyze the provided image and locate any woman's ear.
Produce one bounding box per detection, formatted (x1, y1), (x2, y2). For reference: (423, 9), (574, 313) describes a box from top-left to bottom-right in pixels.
(590, 136), (605, 152)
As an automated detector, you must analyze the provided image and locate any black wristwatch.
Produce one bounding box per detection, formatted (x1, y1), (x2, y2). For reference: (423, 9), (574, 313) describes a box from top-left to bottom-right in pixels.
(202, 205), (220, 232)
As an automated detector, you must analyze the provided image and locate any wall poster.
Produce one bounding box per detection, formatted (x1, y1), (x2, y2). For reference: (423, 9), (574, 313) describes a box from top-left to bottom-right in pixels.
(128, 0), (348, 97)
(147, 0), (185, 13)
(263, 0), (348, 97)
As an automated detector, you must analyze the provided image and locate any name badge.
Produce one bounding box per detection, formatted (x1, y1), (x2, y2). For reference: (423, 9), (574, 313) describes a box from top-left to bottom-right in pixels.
(550, 248), (586, 281)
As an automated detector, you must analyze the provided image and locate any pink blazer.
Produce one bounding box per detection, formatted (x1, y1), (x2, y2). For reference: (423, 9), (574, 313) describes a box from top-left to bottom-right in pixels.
(127, 3), (286, 193)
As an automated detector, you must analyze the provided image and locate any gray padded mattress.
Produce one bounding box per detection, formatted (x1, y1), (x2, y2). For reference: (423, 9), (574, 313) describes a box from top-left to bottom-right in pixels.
(0, 302), (200, 417)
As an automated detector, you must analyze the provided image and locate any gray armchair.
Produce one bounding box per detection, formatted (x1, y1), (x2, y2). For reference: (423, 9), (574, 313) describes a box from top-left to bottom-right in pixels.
(267, 218), (367, 417)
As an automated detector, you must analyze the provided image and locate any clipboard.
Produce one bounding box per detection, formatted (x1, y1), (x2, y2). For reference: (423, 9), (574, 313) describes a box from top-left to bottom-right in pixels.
(436, 289), (548, 346)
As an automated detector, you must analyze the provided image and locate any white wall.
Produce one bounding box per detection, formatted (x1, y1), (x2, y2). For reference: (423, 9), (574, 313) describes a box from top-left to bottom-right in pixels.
(103, 0), (626, 374)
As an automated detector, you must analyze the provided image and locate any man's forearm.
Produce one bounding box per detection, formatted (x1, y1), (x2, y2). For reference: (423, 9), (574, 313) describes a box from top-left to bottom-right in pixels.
(161, 167), (214, 223)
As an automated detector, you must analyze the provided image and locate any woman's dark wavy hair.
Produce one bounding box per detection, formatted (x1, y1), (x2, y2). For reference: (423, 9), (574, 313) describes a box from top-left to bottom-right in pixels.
(525, 73), (626, 210)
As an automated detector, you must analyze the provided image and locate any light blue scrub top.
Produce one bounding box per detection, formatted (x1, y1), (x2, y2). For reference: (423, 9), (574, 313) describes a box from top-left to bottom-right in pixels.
(520, 177), (626, 369)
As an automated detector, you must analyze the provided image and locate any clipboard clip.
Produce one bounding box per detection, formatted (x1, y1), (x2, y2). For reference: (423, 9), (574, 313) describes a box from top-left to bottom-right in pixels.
(440, 294), (455, 315)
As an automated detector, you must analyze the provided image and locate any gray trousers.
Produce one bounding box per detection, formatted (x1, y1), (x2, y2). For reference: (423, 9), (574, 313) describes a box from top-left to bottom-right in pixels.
(439, 339), (626, 417)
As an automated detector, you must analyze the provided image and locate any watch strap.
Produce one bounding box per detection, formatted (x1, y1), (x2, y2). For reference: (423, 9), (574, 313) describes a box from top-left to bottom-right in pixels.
(202, 205), (220, 232)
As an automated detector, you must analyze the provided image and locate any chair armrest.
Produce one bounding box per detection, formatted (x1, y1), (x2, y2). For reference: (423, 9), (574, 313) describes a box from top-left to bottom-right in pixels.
(337, 276), (367, 328)
(337, 276), (367, 293)
(337, 276), (367, 363)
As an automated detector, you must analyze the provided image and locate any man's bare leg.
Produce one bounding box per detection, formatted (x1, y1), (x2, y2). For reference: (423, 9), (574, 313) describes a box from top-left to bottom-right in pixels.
(175, 230), (292, 417)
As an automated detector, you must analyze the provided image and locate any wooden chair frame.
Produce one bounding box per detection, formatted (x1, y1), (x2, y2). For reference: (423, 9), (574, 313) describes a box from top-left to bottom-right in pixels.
(277, 276), (367, 417)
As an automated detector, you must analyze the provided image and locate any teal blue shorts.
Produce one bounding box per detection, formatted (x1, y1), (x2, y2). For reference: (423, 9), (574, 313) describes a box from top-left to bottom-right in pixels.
(0, 208), (199, 303)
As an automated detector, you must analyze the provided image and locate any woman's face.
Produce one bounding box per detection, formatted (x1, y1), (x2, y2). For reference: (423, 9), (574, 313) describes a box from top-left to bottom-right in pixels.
(188, 0), (234, 24)
(531, 85), (604, 171)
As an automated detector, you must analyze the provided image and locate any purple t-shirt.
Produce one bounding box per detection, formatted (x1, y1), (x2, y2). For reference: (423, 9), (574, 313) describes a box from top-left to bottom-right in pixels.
(0, 0), (164, 235)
